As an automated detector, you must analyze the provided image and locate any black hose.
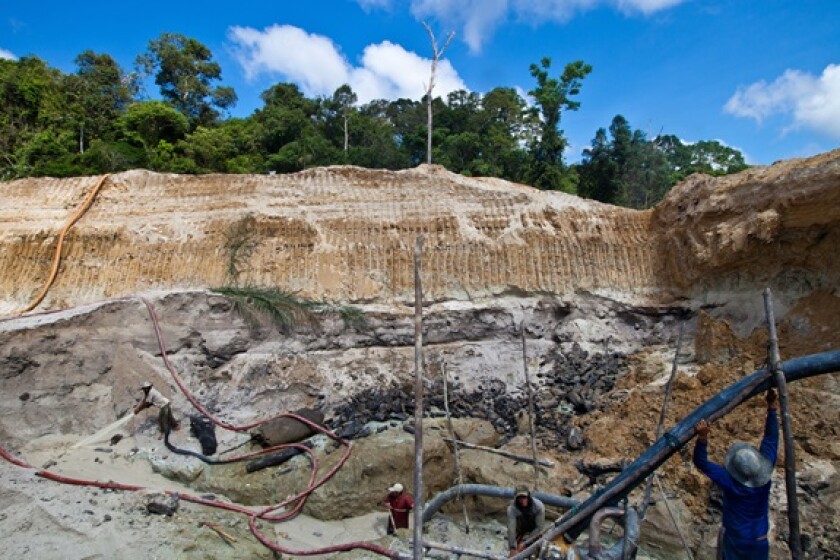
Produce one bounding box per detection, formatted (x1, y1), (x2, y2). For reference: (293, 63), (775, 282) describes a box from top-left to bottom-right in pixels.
(520, 348), (840, 554)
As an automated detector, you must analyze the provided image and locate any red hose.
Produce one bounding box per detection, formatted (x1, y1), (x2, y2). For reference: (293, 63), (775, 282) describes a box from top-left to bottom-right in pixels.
(1, 295), (399, 558)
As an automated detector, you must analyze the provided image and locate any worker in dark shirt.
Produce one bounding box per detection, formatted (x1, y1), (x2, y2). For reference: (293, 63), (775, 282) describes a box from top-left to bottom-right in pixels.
(694, 389), (779, 560)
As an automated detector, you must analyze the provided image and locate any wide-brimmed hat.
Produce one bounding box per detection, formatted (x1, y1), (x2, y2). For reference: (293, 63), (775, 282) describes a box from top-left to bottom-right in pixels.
(388, 483), (404, 493)
(514, 485), (531, 498)
(724, 442), (773, 488)
(140, 381), (152, 390)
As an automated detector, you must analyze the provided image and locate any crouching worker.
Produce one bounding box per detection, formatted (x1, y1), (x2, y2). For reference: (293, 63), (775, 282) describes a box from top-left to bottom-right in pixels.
(383, 483), (414, 535)
(507, 485), (545, 556)
(694, 388), (779, 560)
(135, 381), (180, 439)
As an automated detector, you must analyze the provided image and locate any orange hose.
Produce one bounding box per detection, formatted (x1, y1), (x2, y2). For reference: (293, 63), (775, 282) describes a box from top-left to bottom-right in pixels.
(16, 174), (110, 315)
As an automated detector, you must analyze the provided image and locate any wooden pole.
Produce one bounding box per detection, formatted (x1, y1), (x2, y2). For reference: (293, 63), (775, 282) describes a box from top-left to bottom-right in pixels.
(412, 235), (425, 560)
(763, 288), (802, 559)
(639, 321), (685, 519)
(442, 438), (555, 468)
(442, 363), (471, 533)
(521, 324), (540, 490)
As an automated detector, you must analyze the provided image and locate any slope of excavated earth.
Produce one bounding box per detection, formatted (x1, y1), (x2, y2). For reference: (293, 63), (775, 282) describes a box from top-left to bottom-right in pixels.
(1, 150), (839, 559)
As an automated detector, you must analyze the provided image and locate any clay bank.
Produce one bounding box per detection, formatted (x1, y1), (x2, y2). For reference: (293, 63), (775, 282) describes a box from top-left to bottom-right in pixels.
(1, 151), (839, 559)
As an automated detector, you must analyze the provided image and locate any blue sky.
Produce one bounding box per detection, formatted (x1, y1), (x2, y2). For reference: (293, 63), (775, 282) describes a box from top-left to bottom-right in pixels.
(2, 0), (839, 165)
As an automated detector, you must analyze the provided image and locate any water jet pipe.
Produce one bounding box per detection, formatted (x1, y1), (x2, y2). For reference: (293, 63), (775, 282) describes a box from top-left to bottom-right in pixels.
(511, 348), (840, 559)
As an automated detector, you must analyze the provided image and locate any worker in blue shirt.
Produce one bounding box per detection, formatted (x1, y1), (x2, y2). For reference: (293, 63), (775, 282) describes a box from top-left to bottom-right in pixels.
(694, 388), (779, 560)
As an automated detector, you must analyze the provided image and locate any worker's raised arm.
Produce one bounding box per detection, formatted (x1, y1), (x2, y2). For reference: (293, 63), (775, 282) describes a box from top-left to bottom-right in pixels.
(759, 389), (779, 465)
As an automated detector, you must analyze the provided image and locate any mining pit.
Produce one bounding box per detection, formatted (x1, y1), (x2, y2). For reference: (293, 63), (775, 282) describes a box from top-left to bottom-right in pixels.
(1, 152), (839, 559)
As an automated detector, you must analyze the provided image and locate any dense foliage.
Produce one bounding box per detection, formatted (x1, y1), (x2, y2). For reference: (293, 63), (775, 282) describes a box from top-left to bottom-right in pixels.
(0, 33), (748, 208)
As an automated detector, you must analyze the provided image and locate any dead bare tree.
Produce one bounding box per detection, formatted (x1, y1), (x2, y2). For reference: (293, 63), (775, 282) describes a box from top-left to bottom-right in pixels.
(421, 22), (455, 165)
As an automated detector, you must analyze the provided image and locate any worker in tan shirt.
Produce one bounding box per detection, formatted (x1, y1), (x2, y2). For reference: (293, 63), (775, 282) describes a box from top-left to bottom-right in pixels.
(134, 381), (180, 438)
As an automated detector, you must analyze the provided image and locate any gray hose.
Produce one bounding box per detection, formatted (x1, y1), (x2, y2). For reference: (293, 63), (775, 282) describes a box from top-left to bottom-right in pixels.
(422, 484), (579, 523)
(581, 507), (639, 560)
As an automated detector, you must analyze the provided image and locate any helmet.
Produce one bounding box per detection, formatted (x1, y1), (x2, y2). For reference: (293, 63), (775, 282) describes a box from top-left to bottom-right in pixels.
(388, 483), (404, 493)
(140, 381), (152, 390)
(724, 442), (773, 487)
(515, 485), (531, 499)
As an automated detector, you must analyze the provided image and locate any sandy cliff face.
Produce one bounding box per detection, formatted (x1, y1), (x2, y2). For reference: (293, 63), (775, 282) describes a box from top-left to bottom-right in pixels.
(3, 153), (838, 316)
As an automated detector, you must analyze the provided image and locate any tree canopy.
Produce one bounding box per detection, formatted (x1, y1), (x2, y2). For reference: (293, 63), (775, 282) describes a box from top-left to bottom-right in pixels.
(0, 32), (749, 209)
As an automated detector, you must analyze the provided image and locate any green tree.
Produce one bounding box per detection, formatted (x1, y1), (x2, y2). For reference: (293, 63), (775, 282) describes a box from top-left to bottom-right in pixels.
(136, 33), (236, 126)
(0, 56), (67, 178)
(179, 118), (262, 173)
(656, 134), (748, 182)
(527, 57), (592, 191)
(120, 100), (189, 153)
(578, 115), (670, 208)
(578, 128), (620, 203)
(64, 51), (136, 152)
(331, 84), (357, 152)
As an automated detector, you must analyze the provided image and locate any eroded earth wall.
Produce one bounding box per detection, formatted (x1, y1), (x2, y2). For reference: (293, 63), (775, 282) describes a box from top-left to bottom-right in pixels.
(0, 148), (822, 316)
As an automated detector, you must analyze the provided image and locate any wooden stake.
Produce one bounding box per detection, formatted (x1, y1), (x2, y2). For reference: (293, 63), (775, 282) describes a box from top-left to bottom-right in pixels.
(442, 363), (471, 533)
(412, 235), (425, 560)
(442, 438), (555, 468)
(521, 324), (539, 490)
(763, 288), (802, 559)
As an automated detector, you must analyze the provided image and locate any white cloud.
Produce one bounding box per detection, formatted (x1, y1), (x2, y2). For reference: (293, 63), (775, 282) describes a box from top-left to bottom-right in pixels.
(0, 48), (16, 61)
(407, 0), (686, 52)
(724, 64), (840, 140)
(228, 24), (466, 104)
(412, 0), (508, 53)
(357, 0), (393, 10)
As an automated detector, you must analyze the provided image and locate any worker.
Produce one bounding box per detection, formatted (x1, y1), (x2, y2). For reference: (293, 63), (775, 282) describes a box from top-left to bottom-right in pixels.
(382, 482), (414, 535)
(507, 485), (546, 555)
(134, 381), (180, 439)
(694, 388), (779, 560)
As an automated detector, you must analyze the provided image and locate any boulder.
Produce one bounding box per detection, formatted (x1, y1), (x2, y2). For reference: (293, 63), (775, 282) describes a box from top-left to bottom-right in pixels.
(250, 408), (324, 447)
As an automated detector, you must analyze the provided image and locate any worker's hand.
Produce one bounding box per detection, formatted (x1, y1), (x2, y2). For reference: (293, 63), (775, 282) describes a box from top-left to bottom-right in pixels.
(766, 388), (778, 411)
(695, 419), (710, 442)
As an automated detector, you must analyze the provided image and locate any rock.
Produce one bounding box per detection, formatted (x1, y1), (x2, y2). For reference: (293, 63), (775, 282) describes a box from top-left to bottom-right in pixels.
(146, 493), (179, 516)
(638, 495), (695, 558)
(566, 427), (584, 450)
(674, 373), (701, 392)
(251, 408), (325, 447)
(148, 455), (205, 484)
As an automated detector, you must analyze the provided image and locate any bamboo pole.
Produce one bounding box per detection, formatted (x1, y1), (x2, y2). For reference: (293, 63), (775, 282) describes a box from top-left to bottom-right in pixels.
(442, 362), (471, 533)
(412, 235), (425, 560)
(442, 438), (555, 468)
(763, 288), (802, 559)
(521, 324), (540, 491)
(639, 321), (685, 519)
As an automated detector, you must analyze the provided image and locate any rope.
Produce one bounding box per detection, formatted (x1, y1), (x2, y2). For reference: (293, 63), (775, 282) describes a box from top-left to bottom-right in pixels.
(655, 475), (694, 560)
(639, 321), (685, 520)
(16, 174), (110, 315)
